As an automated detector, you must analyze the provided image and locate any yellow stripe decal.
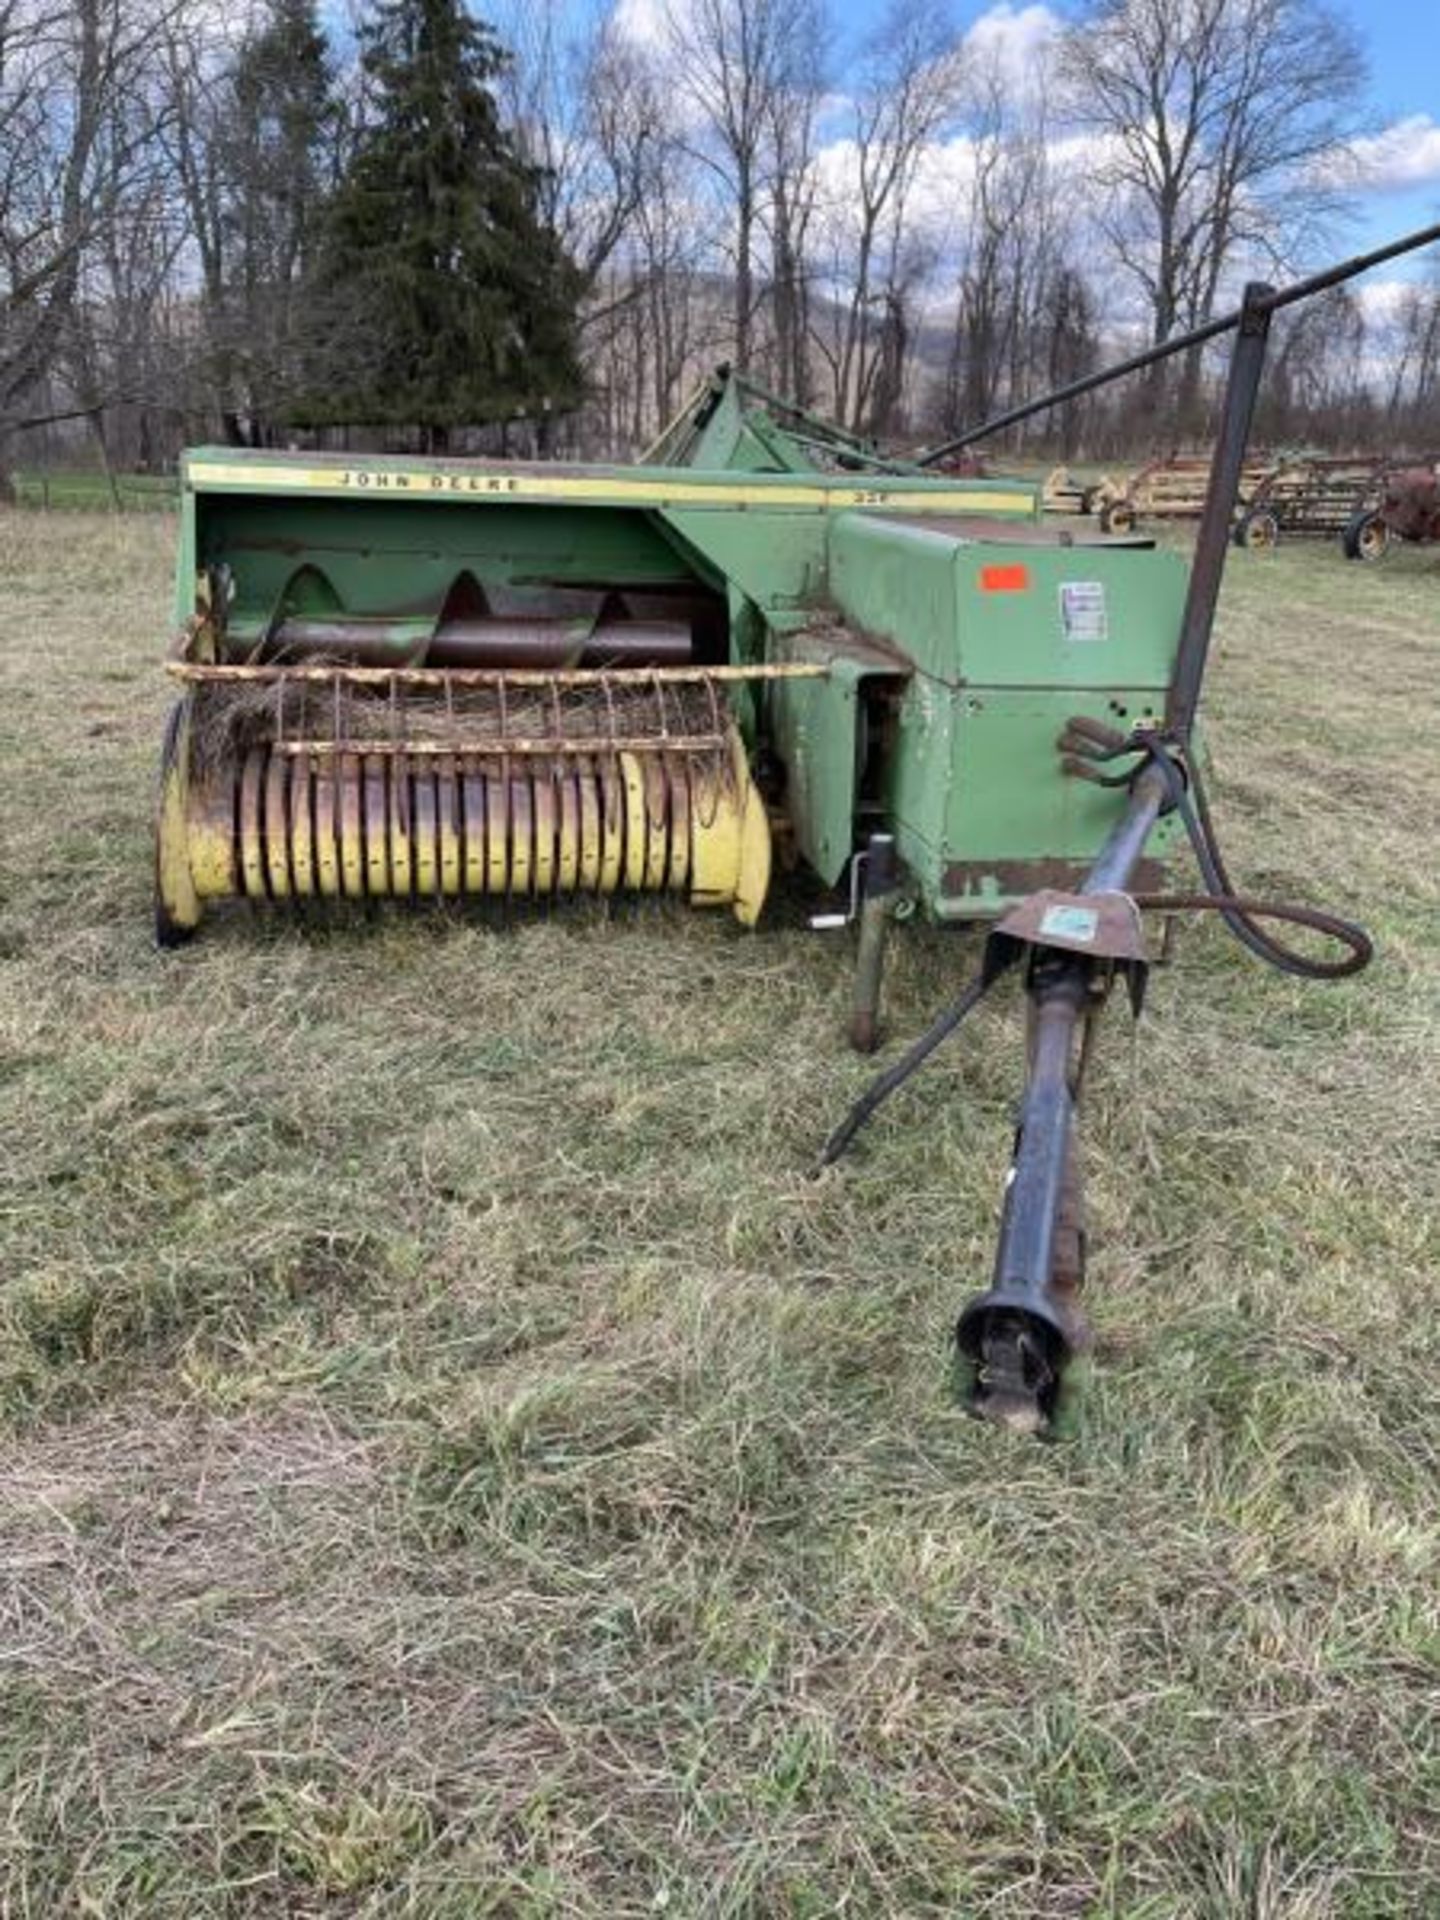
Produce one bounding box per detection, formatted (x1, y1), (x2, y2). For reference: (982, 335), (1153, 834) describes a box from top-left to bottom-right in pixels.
(185, 461), (1033, 516)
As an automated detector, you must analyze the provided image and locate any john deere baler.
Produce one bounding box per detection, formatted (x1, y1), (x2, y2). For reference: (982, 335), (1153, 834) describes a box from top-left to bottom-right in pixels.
(157, 219), (1438, 1432)
(156, 415), (1182, 942)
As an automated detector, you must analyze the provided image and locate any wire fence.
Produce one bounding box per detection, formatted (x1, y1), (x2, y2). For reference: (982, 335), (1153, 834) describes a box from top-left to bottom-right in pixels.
(10, 470), (179, 512)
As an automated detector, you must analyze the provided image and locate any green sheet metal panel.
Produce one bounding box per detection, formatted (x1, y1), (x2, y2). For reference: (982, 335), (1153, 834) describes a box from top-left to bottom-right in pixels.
(178, 451), (1040, 630)
(765, 625), (910, 886)
(949, 539), (1186, 690)
(825, 510), (1189, 918)
(188, 495), (704, 630)
(929, 689), (1183, 917)
(827, 515), (961, 679)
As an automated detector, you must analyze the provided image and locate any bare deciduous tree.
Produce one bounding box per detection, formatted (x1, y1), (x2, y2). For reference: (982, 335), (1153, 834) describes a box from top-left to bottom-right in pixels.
(497, 0), (663, 295)
(1064, 0), (1366, 423)
(0, 0), (178, 481)
(809, 0), (963, 430)
(664, 0), (825, 371)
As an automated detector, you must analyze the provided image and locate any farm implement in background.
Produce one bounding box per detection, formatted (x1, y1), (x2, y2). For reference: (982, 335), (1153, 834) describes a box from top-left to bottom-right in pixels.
(1081, 450), (1280, 535)
(1234, 452), (1440, 556)
(154, 221), (1440, 1436)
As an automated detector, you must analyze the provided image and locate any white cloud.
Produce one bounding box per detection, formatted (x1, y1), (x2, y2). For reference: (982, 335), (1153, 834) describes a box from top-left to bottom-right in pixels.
(1356, 279), (1423, 325)
(961, 4), (1062, 96)
(1318, 116), (1440, 193)
(612, 0), (669, 54)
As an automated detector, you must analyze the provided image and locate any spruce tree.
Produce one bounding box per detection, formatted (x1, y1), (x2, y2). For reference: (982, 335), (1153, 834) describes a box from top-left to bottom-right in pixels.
(220, 0), (337, 442)
(297, 0), (582, 446)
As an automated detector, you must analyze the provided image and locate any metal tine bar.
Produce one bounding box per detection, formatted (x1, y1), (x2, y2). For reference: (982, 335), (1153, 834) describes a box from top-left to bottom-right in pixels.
(550, 674), (564, 746)
(601, 672), (618, 750)
(652, 668), (671, 742)
(168, 662), (830, 686)
(274, 736), (728, 758)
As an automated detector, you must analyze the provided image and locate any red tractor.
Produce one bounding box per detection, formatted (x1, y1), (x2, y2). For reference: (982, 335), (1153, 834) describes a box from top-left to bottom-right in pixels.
(1343, 464), (1440, 560)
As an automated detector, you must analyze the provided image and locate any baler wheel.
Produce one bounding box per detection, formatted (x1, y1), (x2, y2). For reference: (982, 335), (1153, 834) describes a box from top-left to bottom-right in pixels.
(1099, 500), (1136, 535)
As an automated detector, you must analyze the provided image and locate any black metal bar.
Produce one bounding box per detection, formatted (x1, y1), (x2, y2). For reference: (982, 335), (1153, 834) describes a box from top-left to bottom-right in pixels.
(955, 763), (1169, 1430)
(1085, 759), (1171, 891)
(987, 987), (1085, 1312)
(918, 220), (1440, 464)
(1165, 283), (1274, 741)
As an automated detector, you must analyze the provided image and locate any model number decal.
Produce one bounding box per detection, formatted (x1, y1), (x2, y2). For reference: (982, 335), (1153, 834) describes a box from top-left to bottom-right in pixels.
(1060, 580), (1108, 642)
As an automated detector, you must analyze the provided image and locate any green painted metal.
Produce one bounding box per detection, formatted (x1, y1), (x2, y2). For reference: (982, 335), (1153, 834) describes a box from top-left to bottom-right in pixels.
(820, 512), (1187, 913)
(173, 376), (1187, 921)
(177, 448), (1036, 633)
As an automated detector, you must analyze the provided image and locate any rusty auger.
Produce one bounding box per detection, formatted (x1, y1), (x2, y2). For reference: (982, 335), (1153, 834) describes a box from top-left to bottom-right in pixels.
(823, 225), (1440, 1437)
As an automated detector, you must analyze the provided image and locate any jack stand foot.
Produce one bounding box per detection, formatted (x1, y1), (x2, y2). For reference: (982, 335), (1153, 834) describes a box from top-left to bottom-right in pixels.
(848, 833), (897, 1054)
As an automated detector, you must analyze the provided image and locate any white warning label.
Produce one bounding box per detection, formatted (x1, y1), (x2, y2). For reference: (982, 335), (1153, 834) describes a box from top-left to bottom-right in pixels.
(1060, 580), (1108, 642)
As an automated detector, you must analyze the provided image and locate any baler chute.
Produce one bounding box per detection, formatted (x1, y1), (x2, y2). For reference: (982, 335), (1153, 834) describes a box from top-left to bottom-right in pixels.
(155, 220), (1439, 1437)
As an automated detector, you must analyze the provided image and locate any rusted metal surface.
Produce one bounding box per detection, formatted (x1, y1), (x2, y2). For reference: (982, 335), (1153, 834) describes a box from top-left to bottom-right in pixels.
(1088, 450), (1278, 531)
(187, 669), (744, 773)
(272, 735), (727, 758)
(942, 856), (1167, 898)
(264, 615), (695, 670)
(1239, 452), (1388, 547)
(991, 888), (1149, 964)
(168, 661), (827, 686)
(1377, 466), (1440, 542)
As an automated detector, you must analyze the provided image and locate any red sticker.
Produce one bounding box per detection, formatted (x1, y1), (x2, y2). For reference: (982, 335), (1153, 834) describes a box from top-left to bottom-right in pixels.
(980, 563), (1030, 593)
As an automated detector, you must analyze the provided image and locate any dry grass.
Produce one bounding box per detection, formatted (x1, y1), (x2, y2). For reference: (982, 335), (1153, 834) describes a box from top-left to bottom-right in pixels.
(1, 507), (1438, 1916)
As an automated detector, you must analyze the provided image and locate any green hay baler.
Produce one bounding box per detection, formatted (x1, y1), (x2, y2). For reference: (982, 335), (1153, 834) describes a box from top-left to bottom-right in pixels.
(155, 224), (1438, 1433)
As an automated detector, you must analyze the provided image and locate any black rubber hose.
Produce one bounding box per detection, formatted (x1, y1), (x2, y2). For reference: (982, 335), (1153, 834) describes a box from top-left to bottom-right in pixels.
(818, 740), (1370, 1171)
(1148, 747), (1372, 979)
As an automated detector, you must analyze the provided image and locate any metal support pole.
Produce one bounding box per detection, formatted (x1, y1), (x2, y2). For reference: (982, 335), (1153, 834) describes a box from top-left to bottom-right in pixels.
(1165, 283), (1273, 742)
(849, 833), (898, 1053)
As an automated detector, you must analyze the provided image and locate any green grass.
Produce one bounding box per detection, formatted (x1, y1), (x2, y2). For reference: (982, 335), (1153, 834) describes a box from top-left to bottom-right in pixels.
(11, 468), (178, 511)
(0, 509), (1438, 1915)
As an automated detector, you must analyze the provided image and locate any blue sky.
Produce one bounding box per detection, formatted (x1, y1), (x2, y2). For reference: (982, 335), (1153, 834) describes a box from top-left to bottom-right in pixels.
(1343, 0), (1440, 252)
(873, 0), (1440, 268)
(355, 0), (1440, 289)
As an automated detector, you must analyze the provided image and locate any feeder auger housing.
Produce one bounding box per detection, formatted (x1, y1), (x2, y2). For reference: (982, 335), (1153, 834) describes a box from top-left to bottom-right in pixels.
(156, 220), (1438, 1436)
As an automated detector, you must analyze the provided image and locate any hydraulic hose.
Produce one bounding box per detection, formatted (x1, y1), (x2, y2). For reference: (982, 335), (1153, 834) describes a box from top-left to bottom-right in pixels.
(1135, 741), (1372, 979)
(817, 738), (1371, 1170)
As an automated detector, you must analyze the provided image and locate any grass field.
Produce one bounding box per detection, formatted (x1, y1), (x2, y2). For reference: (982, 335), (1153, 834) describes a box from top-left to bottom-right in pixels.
(11, 470), (179, 512)
(1, 508), (1438, 1916)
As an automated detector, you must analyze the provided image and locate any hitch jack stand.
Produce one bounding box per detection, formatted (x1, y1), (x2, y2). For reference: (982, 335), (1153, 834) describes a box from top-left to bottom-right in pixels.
(850, 833), (899, 1054)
